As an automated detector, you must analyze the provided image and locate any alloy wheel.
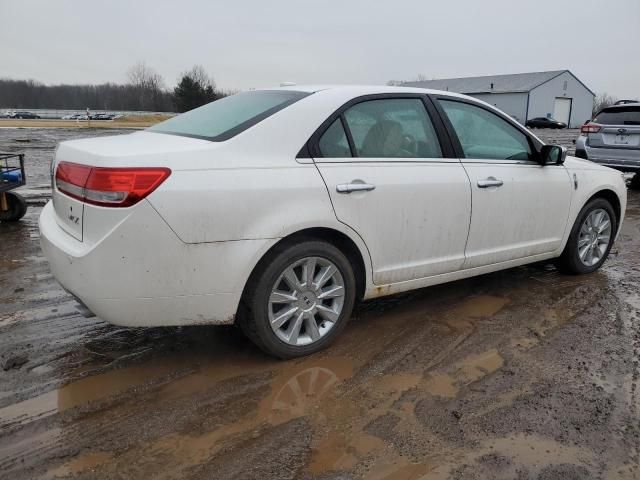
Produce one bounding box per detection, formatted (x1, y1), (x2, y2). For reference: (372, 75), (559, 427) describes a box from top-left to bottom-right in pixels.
(268, 256), (345, 346)
(577, 208), (612, 267)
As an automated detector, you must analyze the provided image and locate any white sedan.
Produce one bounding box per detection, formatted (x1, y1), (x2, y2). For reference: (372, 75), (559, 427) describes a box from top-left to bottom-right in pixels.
(40, 86), (627, 358)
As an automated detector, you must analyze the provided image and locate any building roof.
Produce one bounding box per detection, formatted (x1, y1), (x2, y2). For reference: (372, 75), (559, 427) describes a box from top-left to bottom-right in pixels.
(402, 70), (593, 95)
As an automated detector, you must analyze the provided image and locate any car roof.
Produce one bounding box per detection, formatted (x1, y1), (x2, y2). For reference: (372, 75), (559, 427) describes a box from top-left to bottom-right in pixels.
(601, 102), (640, 109)
(261, 84), (470, 98)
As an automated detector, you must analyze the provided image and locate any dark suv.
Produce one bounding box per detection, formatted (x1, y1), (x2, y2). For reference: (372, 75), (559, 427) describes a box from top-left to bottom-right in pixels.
(576, 103), (640, 188)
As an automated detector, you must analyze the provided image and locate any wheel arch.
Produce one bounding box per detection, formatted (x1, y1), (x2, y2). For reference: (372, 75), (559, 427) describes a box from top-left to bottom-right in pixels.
(587, 189), (622, 233)
(238, 226), (371, 311)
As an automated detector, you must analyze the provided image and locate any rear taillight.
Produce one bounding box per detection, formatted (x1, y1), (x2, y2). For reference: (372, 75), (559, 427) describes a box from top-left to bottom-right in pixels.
(581, 123), (601, 134)
(55, 161), (171, 207)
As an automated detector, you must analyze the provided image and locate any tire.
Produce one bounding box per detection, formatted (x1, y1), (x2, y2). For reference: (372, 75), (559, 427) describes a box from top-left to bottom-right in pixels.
(555, 198), (617, 274)
(630, 173), (640, 190)
(238, 239), (356, 359)
(0, 192), (27, 222)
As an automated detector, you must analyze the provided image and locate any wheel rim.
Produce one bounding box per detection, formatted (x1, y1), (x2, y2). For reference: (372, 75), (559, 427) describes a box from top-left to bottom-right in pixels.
(577, 208), (612, 267)
(268, 256), (345, 346)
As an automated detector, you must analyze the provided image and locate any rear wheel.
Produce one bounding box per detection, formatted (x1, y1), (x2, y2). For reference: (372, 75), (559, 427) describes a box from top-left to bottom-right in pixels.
(238, 240), (356, 359)
(0, 192), (27, 222)
(556, 198), (616, 274)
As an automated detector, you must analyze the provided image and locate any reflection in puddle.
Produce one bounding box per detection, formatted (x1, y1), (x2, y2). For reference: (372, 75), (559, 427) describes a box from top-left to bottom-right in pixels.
(35, 357), (353, 478)
(265, 357), (353, 425)
(97, 357), (356, 478)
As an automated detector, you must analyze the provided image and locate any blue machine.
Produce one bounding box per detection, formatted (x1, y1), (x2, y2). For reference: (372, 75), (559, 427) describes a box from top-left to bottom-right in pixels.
(1, 152), (27, 222)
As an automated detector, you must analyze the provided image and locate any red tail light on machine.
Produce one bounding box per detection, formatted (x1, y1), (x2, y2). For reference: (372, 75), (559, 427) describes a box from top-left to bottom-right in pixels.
(55, 162), (171, 207)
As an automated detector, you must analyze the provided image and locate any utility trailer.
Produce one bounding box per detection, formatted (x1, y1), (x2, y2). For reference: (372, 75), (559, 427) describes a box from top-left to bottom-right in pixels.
(0, 152), (28, 222)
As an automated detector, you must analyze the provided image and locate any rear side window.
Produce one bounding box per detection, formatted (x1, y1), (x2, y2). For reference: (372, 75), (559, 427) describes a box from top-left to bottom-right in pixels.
(440, 100), (533, 161)
(148, 90), (310, 141)
(593, 106), (640, 125)
(340, 99), (443, 158)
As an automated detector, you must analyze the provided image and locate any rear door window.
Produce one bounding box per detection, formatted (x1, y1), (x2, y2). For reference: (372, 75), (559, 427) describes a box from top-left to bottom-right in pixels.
(593, 106), (640, 125)
(341, 99), (443, 158)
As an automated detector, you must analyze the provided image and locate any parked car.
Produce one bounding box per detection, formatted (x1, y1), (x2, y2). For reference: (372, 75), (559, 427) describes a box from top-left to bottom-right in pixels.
(40, 86), (627, 358)
(62, 113), (85, 120)
(90, 113), (114, 120)
(525, 117), (567, 129)
(614, 100), (639, 105)
(13, 111), (40, 119)
(575, 102), (640, 189)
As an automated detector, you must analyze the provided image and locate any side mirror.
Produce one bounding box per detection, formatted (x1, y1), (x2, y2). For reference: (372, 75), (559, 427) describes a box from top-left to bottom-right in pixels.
(540, 145), (567, 165)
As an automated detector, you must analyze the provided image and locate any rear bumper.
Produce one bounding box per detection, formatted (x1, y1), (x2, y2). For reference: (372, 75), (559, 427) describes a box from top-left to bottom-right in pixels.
(39, 201), (278, 327)
(576, 138), (640, 172)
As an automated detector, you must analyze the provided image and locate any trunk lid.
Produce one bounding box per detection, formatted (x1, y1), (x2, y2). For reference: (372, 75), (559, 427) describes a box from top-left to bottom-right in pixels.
(589, 105), (640, 150)
(51, 131), (212, 243)
(52, 187), (84, 241)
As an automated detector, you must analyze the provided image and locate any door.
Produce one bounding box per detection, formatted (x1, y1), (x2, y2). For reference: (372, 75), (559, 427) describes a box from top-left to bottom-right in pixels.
(553, 97), (572, 125)
(437, 98), (572, 269)
(312, 97), (471, 285)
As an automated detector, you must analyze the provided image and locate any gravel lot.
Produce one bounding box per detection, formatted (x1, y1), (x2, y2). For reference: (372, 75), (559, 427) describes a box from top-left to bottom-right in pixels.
(1, 127), (639, 479)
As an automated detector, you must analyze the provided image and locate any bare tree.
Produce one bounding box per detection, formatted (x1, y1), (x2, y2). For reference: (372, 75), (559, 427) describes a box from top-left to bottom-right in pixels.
(126, 61), (166, 111)
(182, 65), (216, 91)
(173, 65), (221, 112)
(126, 61), (164, 90)
(593, 92), (618, 115)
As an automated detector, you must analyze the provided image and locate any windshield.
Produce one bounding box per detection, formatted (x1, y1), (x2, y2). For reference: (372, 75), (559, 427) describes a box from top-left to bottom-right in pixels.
(148, 90), (310, 141)
(593, 106), (640, 126)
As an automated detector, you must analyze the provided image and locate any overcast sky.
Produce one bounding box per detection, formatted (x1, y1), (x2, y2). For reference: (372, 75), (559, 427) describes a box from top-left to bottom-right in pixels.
(1, 0), (638, 97)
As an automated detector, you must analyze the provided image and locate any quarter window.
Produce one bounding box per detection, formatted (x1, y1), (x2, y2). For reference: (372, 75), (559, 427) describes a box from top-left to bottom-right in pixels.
(440, 100), (533, 161)
(339, 99), (443, 158)
(318, 118), (351, 157)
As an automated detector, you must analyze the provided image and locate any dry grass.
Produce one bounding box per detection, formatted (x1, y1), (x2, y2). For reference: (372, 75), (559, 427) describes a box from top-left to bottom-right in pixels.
(0, 115), (172, 129)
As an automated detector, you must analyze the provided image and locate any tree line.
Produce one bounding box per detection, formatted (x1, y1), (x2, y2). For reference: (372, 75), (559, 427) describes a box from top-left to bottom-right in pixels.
(0, 62), (232, 113)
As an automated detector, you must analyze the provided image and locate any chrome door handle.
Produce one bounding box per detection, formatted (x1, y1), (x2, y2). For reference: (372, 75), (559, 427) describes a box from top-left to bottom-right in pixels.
(477, 177), (504, 188)
(336, 183), (376, 194)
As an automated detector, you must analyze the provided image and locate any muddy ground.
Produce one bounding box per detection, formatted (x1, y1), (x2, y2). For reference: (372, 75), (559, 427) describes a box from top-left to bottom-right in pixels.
(1, 127), (640, 479)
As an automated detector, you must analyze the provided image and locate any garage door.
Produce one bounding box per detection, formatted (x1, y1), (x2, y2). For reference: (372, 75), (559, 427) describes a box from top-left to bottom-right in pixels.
(553, 97), (572, 125)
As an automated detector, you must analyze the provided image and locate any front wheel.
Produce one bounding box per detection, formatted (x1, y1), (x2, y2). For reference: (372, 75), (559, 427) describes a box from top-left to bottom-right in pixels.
(556, 198), (616, 274)
(238, 240), (356, 359)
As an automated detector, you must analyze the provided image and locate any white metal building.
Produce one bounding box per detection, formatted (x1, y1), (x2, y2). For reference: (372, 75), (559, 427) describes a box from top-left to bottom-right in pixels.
(403, 70), (594, 128)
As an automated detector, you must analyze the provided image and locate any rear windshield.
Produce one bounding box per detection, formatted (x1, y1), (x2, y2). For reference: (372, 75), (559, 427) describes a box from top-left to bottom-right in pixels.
(593, 106), (640, 126)
(148, 90), (310, 141)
